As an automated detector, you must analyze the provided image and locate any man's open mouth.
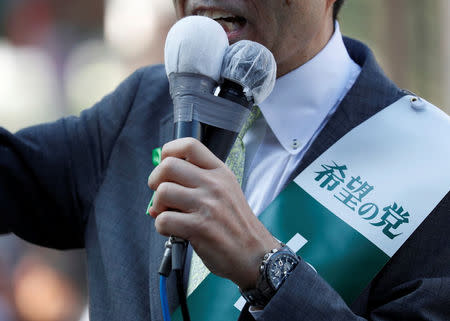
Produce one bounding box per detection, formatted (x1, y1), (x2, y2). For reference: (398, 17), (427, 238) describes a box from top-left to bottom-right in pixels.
(194, 9), (247, 34)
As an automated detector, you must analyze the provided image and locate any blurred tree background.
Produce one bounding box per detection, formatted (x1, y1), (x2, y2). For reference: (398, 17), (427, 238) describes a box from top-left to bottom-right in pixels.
(340, 0), (449, 111)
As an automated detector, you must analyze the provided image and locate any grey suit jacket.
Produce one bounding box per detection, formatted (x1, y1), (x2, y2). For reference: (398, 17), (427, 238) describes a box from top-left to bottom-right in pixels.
(1, 37), (449, 320)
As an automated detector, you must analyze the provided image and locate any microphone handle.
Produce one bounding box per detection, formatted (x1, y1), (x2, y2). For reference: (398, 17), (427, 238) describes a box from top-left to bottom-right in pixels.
(203, 79), (254, 162)
(159, 78), (252, 276)
(171, 72), (212, 143)
(173, 119), (237, 163)
(165, 80), (252, 272)
(174, 120), (205, 141)
(173, 80), (253, 162)
(167, 102), (208, 273)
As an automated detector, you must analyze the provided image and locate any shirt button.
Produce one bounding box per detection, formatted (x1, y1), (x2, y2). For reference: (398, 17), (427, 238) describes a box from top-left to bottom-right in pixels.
(292, 139), (300, 150)
(410, 96), (426, 111)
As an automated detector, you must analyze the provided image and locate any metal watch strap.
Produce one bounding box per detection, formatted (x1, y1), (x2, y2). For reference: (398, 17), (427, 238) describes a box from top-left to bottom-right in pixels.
(240, 248), (279, 307)
(239, 286), (273, 308)
(240, 245), (298, 308)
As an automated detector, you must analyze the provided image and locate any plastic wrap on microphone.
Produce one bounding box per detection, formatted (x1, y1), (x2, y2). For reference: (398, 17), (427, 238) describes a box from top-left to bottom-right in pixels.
(221, 40), (277, 104)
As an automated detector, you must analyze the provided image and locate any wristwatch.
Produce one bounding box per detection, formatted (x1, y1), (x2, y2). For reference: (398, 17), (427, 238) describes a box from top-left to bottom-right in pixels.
(240, 244), (300, 308)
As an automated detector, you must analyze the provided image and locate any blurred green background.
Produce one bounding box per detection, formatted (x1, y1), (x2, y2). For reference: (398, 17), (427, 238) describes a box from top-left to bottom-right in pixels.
(340, 0), (449, 111)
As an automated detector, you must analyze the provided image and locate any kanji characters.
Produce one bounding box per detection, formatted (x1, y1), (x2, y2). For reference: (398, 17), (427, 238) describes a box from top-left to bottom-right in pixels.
(334, 176), (374, 210)
(315, 162), (347, 191)
(371, 203), (410, 239)
(314, 162), (410, 240)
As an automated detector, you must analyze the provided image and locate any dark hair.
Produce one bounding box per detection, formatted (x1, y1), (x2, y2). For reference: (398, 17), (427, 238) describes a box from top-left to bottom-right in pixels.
(333, 0), (345, 20)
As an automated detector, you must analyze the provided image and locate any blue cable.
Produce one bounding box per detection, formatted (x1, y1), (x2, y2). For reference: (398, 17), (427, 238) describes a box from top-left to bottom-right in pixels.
(160, 275), (171, 321)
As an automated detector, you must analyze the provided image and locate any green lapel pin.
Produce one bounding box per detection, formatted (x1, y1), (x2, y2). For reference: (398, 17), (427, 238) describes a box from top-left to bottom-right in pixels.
(146, 147), (162, 215)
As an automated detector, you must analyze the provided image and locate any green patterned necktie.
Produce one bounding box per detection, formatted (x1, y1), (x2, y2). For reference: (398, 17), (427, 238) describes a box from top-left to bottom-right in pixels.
(225, 105), (262, 185)
(187, 105), (262, 296)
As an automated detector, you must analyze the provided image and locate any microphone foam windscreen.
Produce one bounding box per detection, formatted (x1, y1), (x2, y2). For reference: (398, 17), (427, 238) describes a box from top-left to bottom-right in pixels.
(164, 16), (229, 82)
(221, 40), (277, 104)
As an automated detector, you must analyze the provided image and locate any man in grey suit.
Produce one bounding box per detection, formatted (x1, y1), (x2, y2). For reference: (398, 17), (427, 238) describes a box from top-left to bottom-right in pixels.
(1, 0), (449, 320)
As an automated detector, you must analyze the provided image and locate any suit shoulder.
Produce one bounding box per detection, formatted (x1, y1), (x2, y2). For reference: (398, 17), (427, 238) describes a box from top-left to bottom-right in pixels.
(115, 65), (167, 97)
(135, 64), (167, 86)
(119, 65), (171, 117)
(130, 64), (170, 103)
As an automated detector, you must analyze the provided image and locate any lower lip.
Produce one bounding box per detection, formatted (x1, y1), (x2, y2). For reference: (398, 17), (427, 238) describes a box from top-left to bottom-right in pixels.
(217, 21), (248, 43)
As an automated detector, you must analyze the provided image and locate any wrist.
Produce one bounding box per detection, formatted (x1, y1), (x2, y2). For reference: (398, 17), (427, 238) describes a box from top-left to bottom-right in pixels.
(240, 243), (300, 308)
(237, 237), (282, 290)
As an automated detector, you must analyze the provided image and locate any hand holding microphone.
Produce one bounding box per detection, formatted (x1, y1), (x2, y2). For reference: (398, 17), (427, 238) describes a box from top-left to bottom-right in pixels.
(148, 16), (278, 290)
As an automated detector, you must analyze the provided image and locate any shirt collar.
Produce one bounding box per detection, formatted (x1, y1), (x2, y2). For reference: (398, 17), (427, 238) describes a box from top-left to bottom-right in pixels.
(258, 23), (359, 155)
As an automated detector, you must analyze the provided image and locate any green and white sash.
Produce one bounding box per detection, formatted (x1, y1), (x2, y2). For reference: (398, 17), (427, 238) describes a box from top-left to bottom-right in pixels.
(172, 95), (450, 320)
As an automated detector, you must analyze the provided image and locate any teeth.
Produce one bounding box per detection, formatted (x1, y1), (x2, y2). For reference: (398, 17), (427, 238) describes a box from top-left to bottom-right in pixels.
(196, 9), (235, 20)
(194, 9), (245, 34)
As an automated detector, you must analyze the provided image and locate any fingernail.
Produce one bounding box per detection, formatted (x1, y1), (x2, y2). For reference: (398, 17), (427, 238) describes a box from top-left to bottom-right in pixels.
(146, 194), (155, 216)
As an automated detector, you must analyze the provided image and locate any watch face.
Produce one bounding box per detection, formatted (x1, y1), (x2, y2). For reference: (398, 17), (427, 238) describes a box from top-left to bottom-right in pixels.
(267, 251), (298, 289)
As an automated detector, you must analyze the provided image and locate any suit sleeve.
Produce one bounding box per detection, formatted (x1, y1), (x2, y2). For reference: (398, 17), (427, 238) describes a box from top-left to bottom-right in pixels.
(0, 68), (145, 249)
(242, 193), (450, 320)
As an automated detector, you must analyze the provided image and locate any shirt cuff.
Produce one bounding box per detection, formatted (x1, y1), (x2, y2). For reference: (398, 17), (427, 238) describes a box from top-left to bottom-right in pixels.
(248, 306), (263, 320)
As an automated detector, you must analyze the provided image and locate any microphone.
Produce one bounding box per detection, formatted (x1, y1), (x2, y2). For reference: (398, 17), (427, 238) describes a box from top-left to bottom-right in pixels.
(159, 18), (277, 277)
(164, 16), (229, 142)
(164, 17), (276, 162)
(160, 16), (229, 277)
(157, 17), (277, 321)
(205, 40), (277, 161)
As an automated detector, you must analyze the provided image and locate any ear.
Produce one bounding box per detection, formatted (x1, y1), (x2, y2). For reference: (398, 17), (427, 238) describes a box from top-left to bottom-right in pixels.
(326, 0), (338, 21)
(326, 0), (337, 10)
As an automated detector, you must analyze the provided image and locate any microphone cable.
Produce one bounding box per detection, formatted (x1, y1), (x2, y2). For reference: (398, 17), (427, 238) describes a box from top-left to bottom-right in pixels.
(160, 275), (171, 321)
(172, 238), (191, 321)
(159, 237), (191, 321)
(176, 269), (191, 321)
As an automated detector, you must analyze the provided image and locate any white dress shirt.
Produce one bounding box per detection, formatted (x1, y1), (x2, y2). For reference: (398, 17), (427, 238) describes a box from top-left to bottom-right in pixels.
(243, 23), (361, 217)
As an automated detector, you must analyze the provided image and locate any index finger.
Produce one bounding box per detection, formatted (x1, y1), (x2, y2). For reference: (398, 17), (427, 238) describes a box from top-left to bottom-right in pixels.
(161, 137), (223, 170)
